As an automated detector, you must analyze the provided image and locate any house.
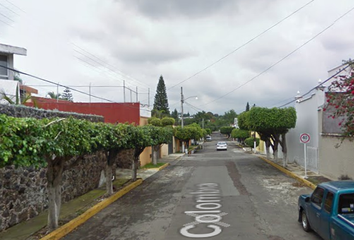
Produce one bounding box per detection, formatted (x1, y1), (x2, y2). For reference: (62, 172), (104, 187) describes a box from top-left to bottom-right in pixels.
(0, 43), (38, 104)
(0, 43), (26, 80)
(284, 63), (354, 180)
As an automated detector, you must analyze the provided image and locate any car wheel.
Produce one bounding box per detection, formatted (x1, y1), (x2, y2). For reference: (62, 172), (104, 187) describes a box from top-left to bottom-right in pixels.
(301, 210), (311, 232)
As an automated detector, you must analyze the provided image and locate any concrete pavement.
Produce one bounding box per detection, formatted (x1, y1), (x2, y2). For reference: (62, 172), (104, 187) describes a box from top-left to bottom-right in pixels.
(0, 147), (331, 240)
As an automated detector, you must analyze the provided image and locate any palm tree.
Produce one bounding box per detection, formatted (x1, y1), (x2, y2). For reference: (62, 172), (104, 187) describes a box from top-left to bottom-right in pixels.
(0, 85), (33, 105)
(47, 91), (61, 99)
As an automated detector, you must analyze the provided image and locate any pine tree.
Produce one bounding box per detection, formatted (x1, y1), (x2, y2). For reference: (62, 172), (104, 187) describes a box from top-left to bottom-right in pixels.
(152, 76), (169, 116)
(246, 102), (250, 112)
(62, 87), (73, 102)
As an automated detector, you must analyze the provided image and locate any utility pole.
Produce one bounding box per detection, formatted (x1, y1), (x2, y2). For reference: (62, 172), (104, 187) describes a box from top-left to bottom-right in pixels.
(123, 80), (126, 102)
(181, 87), (185, 153)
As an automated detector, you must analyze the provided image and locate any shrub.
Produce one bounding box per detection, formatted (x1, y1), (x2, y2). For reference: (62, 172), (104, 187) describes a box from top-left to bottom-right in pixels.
(245, 137), (260, 148)
(148, 117), (162, 126)
(161, 117), (175, 126)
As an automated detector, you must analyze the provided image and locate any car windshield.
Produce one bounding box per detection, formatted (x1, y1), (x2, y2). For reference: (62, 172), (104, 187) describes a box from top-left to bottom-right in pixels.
(217, 142), (226, 145)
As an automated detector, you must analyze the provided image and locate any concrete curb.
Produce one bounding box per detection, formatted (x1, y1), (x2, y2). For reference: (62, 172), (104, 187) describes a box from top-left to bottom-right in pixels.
(40, 161), (173, 240)
(40, 179), (143, 240)
(156, 162), (169, 171)
(258, 156), (317, 190)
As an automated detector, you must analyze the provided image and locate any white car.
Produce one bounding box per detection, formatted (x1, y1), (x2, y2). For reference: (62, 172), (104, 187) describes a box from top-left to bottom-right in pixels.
(216, 141), (227, 151)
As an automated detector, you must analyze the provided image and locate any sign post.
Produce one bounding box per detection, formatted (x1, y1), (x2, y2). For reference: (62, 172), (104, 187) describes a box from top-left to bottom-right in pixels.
(300, 133), (310, 179)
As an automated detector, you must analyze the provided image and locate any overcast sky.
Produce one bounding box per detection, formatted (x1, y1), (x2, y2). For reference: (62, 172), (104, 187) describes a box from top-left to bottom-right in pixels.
(1, 0), (354, 115)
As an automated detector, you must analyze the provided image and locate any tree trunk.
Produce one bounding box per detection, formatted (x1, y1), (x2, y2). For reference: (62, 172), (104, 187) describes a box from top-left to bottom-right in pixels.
(106, 149), (120, 195)
(46, 156), (65, 232)
(265, 139), (271, 159)
(132, 147), (144, 181)
(132, 157), (138, 181)
(272, 134), (280, 162)
(281, 133), (288, 167)
(105, 164), (113, 195)
(152, 145), (160, 165)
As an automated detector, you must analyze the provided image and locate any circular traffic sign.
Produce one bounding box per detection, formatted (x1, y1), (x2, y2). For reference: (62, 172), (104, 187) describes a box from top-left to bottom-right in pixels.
(300, 133), (310, 144)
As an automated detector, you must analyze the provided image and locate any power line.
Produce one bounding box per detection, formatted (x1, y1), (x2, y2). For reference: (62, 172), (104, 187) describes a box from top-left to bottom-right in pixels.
(202, 5), (354, 107)
(71, 43), (150, 89)
(0, 11), (14, 22)
(168, 0), (315, 90)
(0, 17), (13, 27)
(185, 102), (205, 113)
(2, 0), (25, 13)
(276, 64), (352, 108)
(1, 1), (148, 95)
(0, 2), (20, 16)
(0, 65), (151, 111)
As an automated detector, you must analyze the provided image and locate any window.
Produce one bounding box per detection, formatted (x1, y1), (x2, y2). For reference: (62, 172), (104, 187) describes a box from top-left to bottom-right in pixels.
(338, 193), (354, 214)
(324, 192), (334, 213)
(311, 187), (325, 207)
(0, 55), (8, 77)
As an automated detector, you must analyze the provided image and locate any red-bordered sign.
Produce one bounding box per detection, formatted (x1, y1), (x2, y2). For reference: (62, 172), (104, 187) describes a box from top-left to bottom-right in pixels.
(300, 133), (310, 144)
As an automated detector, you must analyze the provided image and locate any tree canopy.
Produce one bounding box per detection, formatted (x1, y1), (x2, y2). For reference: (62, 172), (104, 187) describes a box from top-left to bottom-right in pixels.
(325, 59), (354, 139)
(220, 126), (234, 138)
(239, 107), (296, 163)
(0, 114), (174, 231)
(61, 87), (73, 102)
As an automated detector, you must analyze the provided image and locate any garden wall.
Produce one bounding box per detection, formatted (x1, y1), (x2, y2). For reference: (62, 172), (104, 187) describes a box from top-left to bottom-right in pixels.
(0, 104), (109, 231)
(0, 152), (106, 231)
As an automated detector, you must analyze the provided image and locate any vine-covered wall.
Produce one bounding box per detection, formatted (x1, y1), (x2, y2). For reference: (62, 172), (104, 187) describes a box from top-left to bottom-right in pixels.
(0, 104), (108, 231)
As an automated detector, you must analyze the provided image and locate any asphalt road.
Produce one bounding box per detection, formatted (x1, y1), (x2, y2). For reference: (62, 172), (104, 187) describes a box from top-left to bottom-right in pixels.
(63, 133), (322, 240)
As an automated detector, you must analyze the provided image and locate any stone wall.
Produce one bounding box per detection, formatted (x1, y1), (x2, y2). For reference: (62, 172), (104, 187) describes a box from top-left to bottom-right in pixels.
(116, 149), (135, 169)
(0, 104), (106, 231)
(0, 152), (106, 231)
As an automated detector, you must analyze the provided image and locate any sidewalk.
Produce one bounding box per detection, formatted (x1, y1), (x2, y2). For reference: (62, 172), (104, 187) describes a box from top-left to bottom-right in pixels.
(0, 153), (184, 240)
(238, 143), (333, 190)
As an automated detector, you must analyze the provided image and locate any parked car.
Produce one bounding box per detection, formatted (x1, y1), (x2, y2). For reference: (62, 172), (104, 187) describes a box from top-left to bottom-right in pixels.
(205, 135), (212, 141)
(216, 141), (227, 151)
(298, 181), (354, 240)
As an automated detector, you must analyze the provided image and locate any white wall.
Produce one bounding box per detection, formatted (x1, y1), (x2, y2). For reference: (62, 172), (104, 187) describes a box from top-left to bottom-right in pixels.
(285, 89), (325, 172)
(0, 80), (19, 104)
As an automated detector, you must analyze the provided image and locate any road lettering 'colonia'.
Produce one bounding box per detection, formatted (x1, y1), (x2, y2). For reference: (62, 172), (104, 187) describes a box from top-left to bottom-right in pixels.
(180, 183), (230, 238)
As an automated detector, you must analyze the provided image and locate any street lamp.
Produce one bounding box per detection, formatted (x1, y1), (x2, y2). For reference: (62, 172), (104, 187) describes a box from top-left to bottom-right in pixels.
(181, 87), (198, 153)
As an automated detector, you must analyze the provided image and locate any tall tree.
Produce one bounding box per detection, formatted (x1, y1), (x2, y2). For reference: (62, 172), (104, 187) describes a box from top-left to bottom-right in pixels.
(152, 76), (169, 116)
(222, 110), (237, 125)
(61, 87), (73, 102)
(246, 102), (250, 111)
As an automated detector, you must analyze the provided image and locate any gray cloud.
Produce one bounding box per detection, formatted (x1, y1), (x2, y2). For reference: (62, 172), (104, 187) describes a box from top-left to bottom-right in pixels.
(121, 0), (239, 19)
(111, 43), (195, 64)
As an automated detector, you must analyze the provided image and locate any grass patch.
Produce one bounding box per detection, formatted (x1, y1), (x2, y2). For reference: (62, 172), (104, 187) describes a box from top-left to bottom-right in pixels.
(141, 162), (166, 169)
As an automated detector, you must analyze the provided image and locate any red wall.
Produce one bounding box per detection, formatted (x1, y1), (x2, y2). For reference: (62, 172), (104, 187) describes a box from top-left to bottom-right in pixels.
(28, 97), (140, 124)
